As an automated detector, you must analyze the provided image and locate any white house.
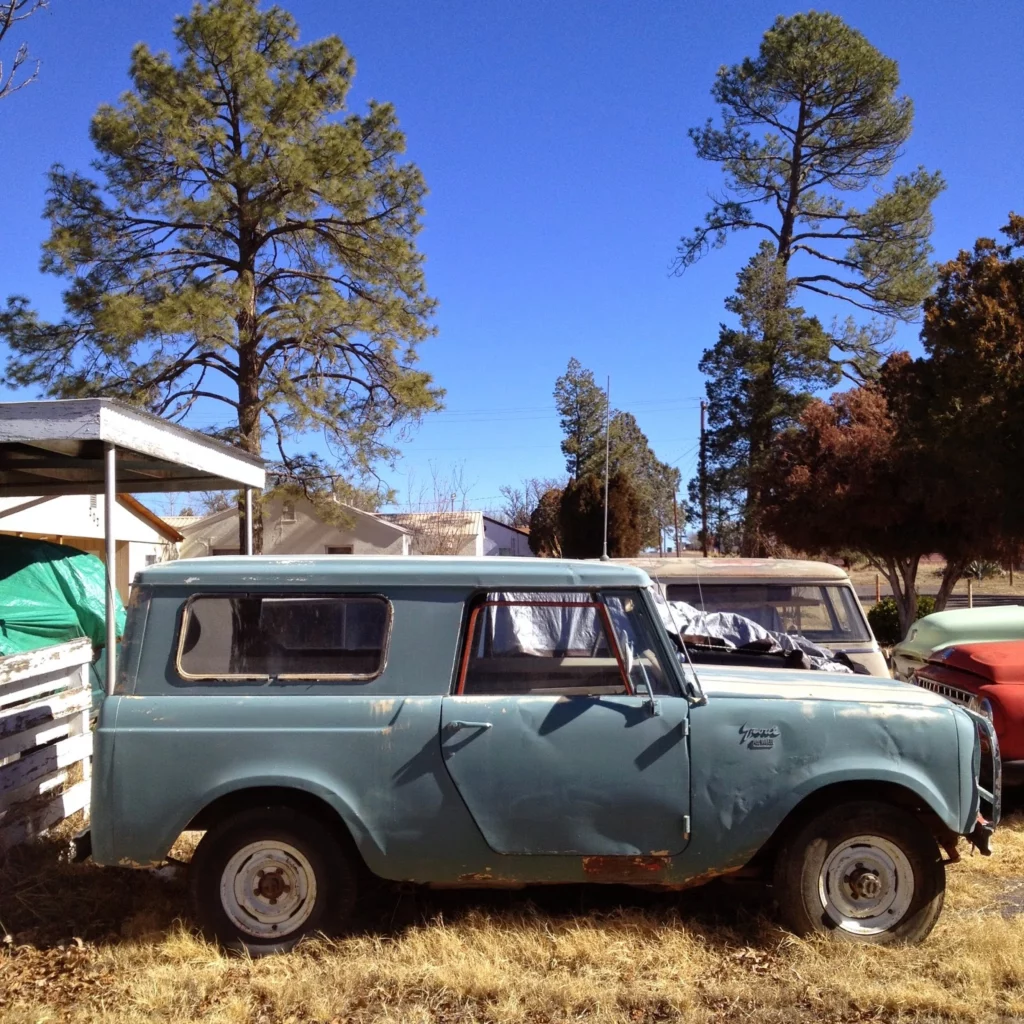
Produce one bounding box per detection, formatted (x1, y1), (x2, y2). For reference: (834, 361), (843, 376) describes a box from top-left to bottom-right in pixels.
(174, 495), (412, 558)
(483, 515), (532, 556)
(0, 493), (183, 601)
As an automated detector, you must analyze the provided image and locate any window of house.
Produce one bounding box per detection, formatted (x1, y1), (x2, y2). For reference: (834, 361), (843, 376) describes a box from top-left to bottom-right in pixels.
(456, 590), (674, 697)
(177, 594), (391, 682)
(281, 500), (296, 523)
(326, 545), (353, 555)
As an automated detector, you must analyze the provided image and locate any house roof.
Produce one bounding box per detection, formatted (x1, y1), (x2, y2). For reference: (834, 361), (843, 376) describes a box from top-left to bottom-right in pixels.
(177, 500), (413, 536)
(119, 495), (184, 542)
(163, 515), (204, 530)
(0, 398), (265, 496)
(482, 514), (530, 536)
(139, 554), (651, 589)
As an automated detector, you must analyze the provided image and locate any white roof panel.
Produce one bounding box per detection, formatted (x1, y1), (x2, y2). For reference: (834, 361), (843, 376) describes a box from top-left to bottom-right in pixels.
(0, 399), (265, 495)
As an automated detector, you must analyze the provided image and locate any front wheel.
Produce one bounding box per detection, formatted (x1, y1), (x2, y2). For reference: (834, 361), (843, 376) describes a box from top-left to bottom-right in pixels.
(773, 801), (945, 944)
(190, 806), (357, 955)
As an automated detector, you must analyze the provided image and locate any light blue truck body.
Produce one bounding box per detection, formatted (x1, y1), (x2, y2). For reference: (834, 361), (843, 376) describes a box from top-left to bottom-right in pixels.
(90, 556), (991, 888)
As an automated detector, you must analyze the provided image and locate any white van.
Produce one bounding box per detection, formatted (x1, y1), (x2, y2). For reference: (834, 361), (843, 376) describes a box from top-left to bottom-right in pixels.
(622, 557), (888, 678)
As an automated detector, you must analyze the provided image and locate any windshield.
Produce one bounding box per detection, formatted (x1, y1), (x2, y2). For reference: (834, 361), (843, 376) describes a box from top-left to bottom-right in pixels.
(663, 582), (871, 643)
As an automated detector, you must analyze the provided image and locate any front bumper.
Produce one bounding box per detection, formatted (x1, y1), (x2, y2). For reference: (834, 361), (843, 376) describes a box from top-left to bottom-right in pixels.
(964, 708), (1001, 854)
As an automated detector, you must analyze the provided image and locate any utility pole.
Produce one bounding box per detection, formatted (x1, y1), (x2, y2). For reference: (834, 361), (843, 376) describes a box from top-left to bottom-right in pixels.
(673, 494), (681, 558)
(700, 400), (709, 558)
(600, 375), (611, 562)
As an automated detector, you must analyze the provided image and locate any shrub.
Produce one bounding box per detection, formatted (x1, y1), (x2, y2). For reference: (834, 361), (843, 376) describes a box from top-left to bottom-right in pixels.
(867, 595), (936, 647)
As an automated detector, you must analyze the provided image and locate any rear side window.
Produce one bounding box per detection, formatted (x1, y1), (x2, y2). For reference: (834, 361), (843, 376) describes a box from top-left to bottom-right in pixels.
(177, 594), (391, 681)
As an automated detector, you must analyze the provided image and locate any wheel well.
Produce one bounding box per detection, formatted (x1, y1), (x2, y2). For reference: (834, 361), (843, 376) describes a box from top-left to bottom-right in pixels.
(182, 786), (364, 863)
(749, 781), (958, 872)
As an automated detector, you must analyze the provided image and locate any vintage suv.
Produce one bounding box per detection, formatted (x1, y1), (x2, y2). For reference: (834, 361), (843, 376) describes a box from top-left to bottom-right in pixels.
(85, 557), (999, 954)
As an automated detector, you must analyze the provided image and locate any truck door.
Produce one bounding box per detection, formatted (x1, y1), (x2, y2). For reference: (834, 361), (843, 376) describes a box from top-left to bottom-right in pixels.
(440, 590), (691, 856)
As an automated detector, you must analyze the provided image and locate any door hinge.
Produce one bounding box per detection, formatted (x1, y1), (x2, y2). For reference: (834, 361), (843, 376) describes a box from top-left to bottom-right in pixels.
(683, 814), (691, 837)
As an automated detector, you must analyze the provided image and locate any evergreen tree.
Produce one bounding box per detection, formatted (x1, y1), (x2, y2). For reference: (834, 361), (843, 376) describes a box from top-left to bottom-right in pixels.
(676, 11), (944, 328)
(559, 473), (642, 559)
(528, 487), (563, 557)
(1, 0), (440, 551)
(553, 357), (606, 479)
(693, 244), (836, 555)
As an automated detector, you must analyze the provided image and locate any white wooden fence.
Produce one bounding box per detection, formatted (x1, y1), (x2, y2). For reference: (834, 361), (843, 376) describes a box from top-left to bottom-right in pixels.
(0, 638), (94, 852)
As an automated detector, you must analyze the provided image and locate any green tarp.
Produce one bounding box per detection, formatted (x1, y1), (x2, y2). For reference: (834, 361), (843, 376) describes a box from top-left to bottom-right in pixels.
(0, 535), (125, 658)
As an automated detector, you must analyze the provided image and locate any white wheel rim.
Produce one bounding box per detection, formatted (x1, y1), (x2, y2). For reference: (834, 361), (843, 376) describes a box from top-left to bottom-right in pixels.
(220, 840), (317, 940)
(818, 834), (915, 936)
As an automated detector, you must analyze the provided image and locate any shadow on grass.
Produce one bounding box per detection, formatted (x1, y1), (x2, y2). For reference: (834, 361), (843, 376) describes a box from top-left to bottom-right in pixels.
(0, 833), (778, 953)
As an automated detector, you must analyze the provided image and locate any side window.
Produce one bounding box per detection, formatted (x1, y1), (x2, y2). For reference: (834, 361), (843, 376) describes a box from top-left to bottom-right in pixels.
(457, 591), (629, 696)
(177, 594), (391, 681)
(604, 590), (677, 696)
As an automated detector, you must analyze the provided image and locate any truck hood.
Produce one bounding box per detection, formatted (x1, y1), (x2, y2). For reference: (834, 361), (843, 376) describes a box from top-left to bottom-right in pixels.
(694, 664), (953, 708)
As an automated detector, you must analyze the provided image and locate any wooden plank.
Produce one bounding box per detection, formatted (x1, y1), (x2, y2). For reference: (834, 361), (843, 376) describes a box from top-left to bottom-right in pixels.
(0, 769), (68, 816)
(0, 779), (90, 853)
(0, 705), (85, 762)
(0, 639), (92, 690)
(0, 686), (92, 739)
(0, 671), (86, 711)
(0, 732), (92, 809)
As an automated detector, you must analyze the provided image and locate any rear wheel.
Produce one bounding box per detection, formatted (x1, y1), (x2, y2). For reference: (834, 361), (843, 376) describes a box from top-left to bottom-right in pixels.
(191, 806), (357, 955)
(773, 801), (945, 945)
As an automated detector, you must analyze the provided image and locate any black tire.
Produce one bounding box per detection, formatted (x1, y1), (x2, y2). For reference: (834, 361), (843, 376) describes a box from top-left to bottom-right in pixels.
(190, 806), (357, 955)
(773, 800), (945, 945)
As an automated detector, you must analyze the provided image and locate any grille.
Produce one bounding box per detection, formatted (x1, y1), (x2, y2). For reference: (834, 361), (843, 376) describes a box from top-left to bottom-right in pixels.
(912, 676), (973, 706)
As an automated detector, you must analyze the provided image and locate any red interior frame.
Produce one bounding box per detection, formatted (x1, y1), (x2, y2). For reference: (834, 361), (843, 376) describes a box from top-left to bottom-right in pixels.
(455, 598), (633, 696)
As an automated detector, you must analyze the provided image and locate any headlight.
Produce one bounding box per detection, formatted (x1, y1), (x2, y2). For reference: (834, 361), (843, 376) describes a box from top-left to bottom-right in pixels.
(969, 694), (994, 721)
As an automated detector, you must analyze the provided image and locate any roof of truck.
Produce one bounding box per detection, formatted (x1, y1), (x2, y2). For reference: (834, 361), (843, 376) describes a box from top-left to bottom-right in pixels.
(616, 556), (851, 582)
(138, 555), (651, 589)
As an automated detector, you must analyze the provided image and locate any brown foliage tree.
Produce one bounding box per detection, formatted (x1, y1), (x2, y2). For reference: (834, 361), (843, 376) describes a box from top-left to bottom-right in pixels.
(766, 215), (1024, 640)
(528, 488), (563, 557)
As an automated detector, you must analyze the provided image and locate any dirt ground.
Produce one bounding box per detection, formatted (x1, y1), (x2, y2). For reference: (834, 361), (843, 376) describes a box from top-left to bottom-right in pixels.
(3, 813), (1024, 1024)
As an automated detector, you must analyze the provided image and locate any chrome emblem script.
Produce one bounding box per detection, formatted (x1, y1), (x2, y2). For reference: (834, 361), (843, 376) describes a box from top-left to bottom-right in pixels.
(739, 724), (780, 750)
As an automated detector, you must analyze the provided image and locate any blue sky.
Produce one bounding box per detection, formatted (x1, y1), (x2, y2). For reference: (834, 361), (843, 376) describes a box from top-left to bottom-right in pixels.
(0, 1), (1021, 518)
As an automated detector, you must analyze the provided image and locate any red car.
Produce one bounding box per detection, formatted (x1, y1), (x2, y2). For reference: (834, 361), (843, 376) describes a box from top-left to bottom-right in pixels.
(913, 641), (1024, 785)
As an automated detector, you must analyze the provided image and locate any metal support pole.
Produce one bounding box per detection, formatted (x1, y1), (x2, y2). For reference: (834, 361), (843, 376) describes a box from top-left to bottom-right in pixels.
(104, 443), (117, 697)
(700, 400), (709, 559)
(600, 376), (611, 562)
(673, 495), (681, 558)
(244, 487), (254, 556)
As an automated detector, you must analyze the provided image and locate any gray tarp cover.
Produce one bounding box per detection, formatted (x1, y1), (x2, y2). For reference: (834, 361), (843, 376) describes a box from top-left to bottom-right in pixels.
(649, 588), (853, 674)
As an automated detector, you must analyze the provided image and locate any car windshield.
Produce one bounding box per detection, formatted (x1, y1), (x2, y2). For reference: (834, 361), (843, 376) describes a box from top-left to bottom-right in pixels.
(663, 582), (871, 643)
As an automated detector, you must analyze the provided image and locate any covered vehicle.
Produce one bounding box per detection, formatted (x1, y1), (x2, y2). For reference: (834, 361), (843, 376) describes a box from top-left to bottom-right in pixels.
(913, 640), (1024, 785)
(624, 557), (886, 676)
(0, 535), (125, 701)
(892, 606), (1024, 682)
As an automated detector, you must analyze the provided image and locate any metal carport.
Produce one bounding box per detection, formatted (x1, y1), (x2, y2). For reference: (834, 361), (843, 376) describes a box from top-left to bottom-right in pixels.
(0, 399), (265, 694)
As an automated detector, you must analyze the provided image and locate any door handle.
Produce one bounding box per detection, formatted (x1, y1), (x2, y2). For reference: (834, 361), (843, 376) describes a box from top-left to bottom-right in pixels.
(448, 720), (492, 731)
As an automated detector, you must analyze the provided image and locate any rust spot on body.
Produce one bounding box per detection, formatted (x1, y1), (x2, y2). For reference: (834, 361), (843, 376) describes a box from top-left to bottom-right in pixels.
(582, 855), (670, 881)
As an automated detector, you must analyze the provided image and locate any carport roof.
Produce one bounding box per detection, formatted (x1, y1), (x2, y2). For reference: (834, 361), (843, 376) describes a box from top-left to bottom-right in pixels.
(0, 398), (265, 496)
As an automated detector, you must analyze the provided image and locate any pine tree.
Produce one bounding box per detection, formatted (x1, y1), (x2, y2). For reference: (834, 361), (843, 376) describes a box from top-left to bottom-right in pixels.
(1, 0), (440, 550)
(676, 11), (944, 327)
(694, 244), (837, 554)
(553, 357), (607, 480)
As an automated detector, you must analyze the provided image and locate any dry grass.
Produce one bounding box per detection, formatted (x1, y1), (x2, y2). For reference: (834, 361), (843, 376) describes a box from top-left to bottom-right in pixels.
(847, 562), (1024, 601)
(3, 815), (1024, 1024)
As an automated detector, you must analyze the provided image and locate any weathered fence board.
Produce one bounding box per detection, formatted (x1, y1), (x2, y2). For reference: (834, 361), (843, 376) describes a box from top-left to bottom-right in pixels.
(0, 639), (94, 853)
